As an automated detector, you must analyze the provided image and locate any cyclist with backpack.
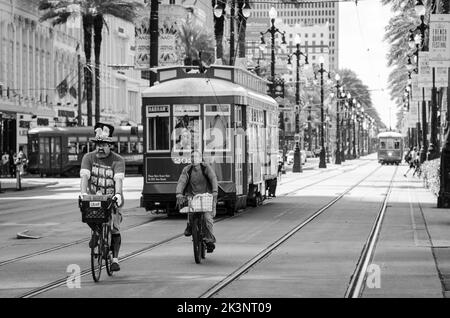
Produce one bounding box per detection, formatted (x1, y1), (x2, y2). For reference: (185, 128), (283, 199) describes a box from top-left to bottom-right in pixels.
(176, 150), (218, 253)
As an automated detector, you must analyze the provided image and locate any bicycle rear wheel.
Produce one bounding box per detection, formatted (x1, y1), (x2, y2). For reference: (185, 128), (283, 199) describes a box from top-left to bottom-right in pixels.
(103, 224), (113, 277)
(192, 215), (202, 264)
(90, 230), (103, 282)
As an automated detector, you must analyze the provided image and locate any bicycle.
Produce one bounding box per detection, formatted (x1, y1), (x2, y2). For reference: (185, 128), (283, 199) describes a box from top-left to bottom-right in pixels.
(179, 193), (213, 264)
(79, 194), (117, 282)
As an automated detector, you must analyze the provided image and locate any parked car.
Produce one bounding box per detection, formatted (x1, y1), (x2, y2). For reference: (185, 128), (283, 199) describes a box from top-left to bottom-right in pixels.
(287, 150), (306, 165)
(305, 150), (314, 158)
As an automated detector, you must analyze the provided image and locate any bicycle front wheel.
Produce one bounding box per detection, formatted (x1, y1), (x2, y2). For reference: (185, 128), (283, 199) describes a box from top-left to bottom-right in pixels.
(103, 224), (113, 277)
(90, 230), (103, 282)
(192, 216), (202, 264)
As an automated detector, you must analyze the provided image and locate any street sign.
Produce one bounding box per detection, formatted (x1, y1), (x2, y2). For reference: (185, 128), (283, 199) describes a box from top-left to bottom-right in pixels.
(429, 14), (450, 67)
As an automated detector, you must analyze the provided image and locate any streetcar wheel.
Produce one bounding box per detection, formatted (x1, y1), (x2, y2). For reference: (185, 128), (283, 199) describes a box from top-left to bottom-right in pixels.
(192, 217), (202, 264)
(104, 225), (113, 277)
(91, 233), (102, 282)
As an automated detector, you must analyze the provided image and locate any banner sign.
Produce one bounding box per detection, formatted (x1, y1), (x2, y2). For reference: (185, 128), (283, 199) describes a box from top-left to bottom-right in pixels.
(411, 74), (431, 102)
(418, 52), (432, 88)
(435, 67), (449, 88)
(429, 14), (450, 67)
(134, 9), (151, 70)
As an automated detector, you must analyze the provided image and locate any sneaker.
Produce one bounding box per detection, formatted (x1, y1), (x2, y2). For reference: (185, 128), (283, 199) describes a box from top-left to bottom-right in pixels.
(206, 242), (215, 253)
(89, 233), (98, 248)
(184, 223), (192, 237)
(110, 261), (120, 272)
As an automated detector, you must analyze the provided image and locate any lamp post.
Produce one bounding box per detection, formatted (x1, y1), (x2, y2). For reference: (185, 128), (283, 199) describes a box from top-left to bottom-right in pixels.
(287, 36), (308, 173)
(215, 1), (251, 66)
(314, 56), (330, 168)
(334, 74), (342, 164)
(260, 7), (287, 96)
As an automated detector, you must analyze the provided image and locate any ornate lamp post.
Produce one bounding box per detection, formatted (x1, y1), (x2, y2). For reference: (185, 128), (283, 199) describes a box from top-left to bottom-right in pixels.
(260, 7), (287, 96)
(287, 35), (308, 173)
(314, 56), (331, 168)
(214, 1), (251, 66)
(333, 74), (342, 164)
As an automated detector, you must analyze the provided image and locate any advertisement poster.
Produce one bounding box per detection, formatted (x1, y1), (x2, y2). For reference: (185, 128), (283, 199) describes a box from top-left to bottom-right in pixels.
(429, 14), (450, 67)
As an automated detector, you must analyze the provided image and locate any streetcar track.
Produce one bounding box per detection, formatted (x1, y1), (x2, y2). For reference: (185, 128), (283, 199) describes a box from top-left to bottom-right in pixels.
(15, 160), (377, 298)
(2, 161), (371, 269)
(344, 165), (398, 298)
(199, 164), (384, 298)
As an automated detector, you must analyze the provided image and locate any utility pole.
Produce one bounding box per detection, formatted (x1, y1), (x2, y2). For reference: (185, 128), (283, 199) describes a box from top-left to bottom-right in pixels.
(149, 0), (159, 87)
(77, 47), (82, 126)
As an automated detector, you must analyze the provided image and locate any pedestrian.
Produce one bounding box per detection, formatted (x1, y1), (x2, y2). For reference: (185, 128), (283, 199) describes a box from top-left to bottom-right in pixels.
(16, 147), (28, 175)
(1, 152), (9, 177)
(10, 152), (16, 178)
(404, 147), (417, 177)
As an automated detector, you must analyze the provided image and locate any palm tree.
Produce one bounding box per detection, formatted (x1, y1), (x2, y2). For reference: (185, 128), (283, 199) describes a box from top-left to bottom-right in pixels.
(177, 16), (215, 67)
(38, 0), (142, 126)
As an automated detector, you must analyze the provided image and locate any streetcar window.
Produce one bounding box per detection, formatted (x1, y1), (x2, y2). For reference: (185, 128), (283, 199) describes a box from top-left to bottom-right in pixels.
(204, 104), (231, 152)
(30, 138), (39, 153)
(173, 104), (200, 152)
(68, 137), (77, 154)
(79, 143), (88, 154)
(119, 141), (128, 154)
(394, 141), (400, 149)
(380, 141), (386, 149)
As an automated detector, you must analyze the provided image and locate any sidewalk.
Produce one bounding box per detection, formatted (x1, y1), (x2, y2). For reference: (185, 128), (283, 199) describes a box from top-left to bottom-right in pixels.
(0, 176), (58, 192)
(412, 176), (450, 297)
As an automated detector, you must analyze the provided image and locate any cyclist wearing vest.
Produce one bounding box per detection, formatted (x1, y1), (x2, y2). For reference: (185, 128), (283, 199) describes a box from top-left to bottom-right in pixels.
(176, 150), (218, 253)
(79, 122), (125, 272)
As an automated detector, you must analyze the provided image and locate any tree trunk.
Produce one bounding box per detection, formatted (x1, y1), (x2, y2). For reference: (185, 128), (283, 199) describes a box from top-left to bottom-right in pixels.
(83, 15), (93, 126)
(93, 15), (103, 125)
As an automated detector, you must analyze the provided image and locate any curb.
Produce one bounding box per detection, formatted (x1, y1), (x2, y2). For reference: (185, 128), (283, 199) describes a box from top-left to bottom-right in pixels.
(0, 181), (59, 193)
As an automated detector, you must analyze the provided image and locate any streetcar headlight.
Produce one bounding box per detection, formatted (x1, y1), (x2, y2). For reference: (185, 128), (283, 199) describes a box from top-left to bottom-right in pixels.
(388, 152), (392, 157)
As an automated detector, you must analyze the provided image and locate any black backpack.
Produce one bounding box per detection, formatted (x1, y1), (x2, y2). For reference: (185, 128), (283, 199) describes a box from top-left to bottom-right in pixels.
(184, 163), (212, 194)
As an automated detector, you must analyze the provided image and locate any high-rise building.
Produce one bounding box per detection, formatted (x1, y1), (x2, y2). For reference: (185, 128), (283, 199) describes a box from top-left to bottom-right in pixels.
(246, 0), (338, 73)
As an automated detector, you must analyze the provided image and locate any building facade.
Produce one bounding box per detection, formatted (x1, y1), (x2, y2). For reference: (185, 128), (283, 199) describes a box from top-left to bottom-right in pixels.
(246, 0), (338, 73)
(0, 0), (148, 156)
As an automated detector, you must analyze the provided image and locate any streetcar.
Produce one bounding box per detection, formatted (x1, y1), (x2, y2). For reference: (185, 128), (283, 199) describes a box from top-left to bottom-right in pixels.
(377, 131), (404, 165)
(140, 65), (279, 215)
(27, 126), (144, 176)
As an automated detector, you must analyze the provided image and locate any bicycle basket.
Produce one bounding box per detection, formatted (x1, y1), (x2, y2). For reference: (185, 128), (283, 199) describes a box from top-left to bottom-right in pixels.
(190, 193), (214, 213)
(79, 195), (112, 224)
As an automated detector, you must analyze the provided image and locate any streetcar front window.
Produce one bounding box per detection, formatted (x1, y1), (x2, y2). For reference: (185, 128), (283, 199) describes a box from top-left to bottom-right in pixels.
(394, 140), (400, 149)
(146, 105), (170, 152)
(380, 141), (386, 150)
(173, 104), (201, 152)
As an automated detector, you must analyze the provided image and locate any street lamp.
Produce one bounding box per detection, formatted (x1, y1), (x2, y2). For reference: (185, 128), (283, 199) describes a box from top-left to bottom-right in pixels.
(214, 1), (251, 66)
(287, 35), (308, 173)
(260, 7), (287, 95)
(334, 73), (342, 164)
(314, 56), (331, 168)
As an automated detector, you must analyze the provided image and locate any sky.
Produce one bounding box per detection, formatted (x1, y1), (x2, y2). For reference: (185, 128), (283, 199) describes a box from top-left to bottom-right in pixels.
(339, 0), (395, 129)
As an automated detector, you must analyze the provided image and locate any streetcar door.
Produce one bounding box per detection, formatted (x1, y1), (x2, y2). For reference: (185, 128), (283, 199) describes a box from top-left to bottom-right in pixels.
(39, 137), (61, 172)
(50, 137), (62, 171)
(234, 106), (244, 195)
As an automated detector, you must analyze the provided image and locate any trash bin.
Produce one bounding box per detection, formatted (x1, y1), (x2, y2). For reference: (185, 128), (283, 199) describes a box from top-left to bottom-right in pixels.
(438, 138), (450, 208)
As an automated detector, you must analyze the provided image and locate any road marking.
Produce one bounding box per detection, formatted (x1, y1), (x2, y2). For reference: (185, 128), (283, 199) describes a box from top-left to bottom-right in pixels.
(0, 223), (59, 226)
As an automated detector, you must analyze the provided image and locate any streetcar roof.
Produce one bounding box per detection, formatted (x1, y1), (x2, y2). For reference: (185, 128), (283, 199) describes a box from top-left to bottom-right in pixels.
(377, 131), (403, 138)
(28, 125), (143, 136)
(142, 77), (278, 109)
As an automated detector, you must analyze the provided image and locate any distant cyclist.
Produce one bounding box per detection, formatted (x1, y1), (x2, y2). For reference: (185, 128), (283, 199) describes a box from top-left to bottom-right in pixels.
(79, 122), (125, 272)
(176, 150), (218, 253)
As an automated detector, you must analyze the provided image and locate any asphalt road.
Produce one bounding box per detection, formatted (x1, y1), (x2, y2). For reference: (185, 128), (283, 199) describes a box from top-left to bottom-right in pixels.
(0, 155), (444, 298)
